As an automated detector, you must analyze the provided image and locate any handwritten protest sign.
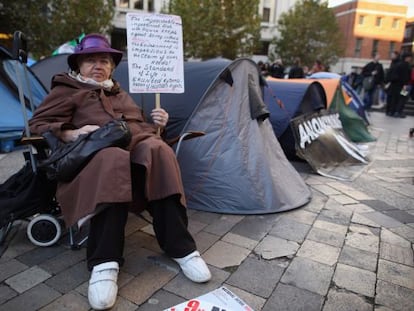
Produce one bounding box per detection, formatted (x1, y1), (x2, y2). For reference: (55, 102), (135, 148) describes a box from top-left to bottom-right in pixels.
(126, 13), (184, 94)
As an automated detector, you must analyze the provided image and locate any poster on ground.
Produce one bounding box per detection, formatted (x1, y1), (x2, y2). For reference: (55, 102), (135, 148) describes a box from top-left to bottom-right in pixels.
(126, 12), (184, 93)
(164, 286), (255, 311)
(291, 110), (370, 181)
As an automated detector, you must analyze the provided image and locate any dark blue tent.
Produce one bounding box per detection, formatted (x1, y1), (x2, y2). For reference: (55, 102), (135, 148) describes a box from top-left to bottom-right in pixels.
(264, 78), (326, 158)
(114, 58), (233, 139)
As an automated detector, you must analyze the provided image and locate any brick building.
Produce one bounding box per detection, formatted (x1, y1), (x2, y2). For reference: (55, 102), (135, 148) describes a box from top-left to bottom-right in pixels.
(402, 16), (414, 55)
(331, 0), (407, 74)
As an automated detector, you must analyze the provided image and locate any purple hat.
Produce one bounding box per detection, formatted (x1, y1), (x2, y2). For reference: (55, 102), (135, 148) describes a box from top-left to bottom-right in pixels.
(67, 34), (123, 70)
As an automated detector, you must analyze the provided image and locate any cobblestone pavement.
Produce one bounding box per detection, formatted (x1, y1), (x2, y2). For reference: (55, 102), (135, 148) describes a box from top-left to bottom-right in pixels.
(0, 111), (413, 311)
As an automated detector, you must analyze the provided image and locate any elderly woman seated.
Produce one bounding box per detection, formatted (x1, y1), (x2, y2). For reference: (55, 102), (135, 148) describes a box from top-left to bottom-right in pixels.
(29, 33), (211, 310)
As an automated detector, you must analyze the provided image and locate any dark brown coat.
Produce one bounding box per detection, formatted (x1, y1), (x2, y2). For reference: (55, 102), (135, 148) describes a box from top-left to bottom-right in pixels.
(29, 73), (186, 227)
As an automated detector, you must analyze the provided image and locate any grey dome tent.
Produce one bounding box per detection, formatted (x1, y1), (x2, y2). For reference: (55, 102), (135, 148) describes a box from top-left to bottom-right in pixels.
(30, 53), (71, 92)
(31, 56), (312, 214)
(122, 58), (312, 214)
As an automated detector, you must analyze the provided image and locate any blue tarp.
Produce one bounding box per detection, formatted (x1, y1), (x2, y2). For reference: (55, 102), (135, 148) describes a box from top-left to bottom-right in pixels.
(0, 47), (47, 139)
(340, 77), (369, 124)
(0, 82), (31, 132)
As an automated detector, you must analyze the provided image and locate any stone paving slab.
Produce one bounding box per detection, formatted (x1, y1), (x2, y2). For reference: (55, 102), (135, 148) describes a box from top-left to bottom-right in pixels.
(262, 283), (324, 311)
(380, 242), (414, 266)
(254, 235), (299, 259)
(0, 283), (61, 311)
(280, 257), (334, 296)
(38, 291), (91, 311)
(5, 265), (51, 294)
(307, 227), (346, 248)
(377, 259), (414, 290)
(323, 288), (373, 311)
(345, 224), (380, 253)
(318, 206), (353, 226)
(296, 240), (341, 266)
(338, 245), (378, 272)
(203, 240), (251, 269)
(269, 217), (311, 243)
(0, 112), (414, 310)
(333, 263), (376, 297)
(359, 211), (404, 228)
(375, 279), (414, 311)
(226, 255), (285, 298)
(381, 228), (412, 247)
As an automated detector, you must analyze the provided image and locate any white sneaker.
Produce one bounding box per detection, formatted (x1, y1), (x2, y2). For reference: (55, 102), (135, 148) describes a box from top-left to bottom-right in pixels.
(88, 261), (119, 310)
(173, 251), (211, 283)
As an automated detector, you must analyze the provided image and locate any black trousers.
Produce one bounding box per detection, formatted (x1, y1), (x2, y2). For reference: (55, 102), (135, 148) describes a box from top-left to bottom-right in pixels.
(86, 197), (197, 271)
(386, 83), (403, 115)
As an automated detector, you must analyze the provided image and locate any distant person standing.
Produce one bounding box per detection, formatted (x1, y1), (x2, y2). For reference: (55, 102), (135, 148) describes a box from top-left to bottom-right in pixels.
(410, 64), (414, 100)
(384, 51), (401, 116)
(309, 59), (325, 75)
(288, 57), (305, 79)
(258, 61), (269, 77)
(269, 59), (285, 78)
(361, 52), (384, 110)
(387, 52), (413, 118)
(303, 65), (310, 78)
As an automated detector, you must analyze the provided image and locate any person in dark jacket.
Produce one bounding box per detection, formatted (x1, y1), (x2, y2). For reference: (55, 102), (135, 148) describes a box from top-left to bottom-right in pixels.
(269, 59), (285, 78)
(361, 52), (384, 110)
(385, 51), (401, 115)
(308, 59), (325, 75)
(29, 34), (211, 310)
(387, 52), (413, 118)
(288, 57), (305, 79)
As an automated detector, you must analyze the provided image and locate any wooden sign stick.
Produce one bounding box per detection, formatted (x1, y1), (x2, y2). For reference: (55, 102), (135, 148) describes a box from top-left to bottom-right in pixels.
(156, 93), (161, 136)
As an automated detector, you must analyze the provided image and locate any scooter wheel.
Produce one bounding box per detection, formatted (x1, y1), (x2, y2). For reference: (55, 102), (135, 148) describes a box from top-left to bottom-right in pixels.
(27, 214), (62, 247)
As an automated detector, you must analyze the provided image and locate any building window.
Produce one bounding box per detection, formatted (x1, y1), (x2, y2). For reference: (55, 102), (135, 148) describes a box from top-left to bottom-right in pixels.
(354, 38), (362, 57)
(375, 17), (382, 27)
(372, 40), (379, 56)
(262, 7), (270, 22)
(392, 19), (399, 29)
(405, 27), (412, 39)
(389, 42), (395, 58)
(254, 41), (270, 55)
(134, 0), (144, 9)
(148, 0), (154, 11)
(358, 15), (365, 25)
(119, 0), (129, 8)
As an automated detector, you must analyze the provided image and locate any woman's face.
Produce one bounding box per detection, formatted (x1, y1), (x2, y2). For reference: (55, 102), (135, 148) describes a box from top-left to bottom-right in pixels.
(78, 53), (114, 82)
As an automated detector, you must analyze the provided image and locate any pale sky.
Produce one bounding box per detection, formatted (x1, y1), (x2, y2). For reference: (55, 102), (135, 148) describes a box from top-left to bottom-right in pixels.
(328, 0), (414, 17)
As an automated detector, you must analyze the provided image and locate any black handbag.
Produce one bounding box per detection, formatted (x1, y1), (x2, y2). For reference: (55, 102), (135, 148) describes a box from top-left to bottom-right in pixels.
(0, 160), (56, 228)
(40, 119), (131, 182)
